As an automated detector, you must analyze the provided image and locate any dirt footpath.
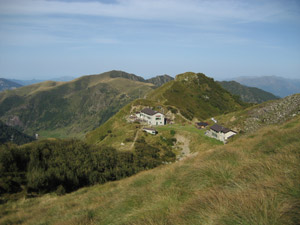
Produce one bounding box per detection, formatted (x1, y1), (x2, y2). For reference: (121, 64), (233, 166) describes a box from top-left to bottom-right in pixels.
(175, 134), (197, 160)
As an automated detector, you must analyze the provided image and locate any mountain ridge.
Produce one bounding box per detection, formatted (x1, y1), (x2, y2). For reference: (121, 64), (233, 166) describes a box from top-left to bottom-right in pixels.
(0, 78), (23, 92)
(0, 71), (161, 138)
(86, 72), (247, 146)
(232, 75), (300, 97)
(218, 80), (279, 103)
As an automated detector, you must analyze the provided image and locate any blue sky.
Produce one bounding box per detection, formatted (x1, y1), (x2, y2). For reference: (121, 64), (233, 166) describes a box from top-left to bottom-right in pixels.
(0, 0), (299, 80)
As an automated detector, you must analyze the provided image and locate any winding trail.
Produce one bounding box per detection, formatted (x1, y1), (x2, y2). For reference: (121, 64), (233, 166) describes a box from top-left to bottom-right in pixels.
(130, 130), (140, 150)
(175, 134), (195, 160)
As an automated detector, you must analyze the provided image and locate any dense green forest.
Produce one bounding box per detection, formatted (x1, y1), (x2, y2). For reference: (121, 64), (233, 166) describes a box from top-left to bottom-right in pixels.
(0, 121), (35, 145)
(0, 138), (175, 198)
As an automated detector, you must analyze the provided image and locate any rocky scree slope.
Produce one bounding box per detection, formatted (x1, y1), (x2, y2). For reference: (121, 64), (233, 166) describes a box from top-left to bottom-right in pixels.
(217, 94), (300, 133)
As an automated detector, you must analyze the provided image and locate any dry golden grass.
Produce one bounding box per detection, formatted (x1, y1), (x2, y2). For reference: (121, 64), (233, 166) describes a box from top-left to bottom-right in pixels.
(1, 116), (300, 225)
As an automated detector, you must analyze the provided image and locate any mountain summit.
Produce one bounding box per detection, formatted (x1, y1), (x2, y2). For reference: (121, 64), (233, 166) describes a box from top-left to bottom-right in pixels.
(148, 72), (246, 120)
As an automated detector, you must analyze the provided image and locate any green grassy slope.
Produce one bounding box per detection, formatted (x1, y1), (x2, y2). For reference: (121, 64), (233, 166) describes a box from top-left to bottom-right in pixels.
(148, 72), (247, 120)
(219, 80), (280, 103)
(1, 115), (299, 225)
(0, 71), (155, 138)
(86, 72), (247, 147)
(86, 97), (223, 151)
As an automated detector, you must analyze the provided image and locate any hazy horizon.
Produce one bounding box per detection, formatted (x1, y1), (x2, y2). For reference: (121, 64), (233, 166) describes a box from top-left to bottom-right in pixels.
(0, 0), (299, 80)
(2, 71), (300, 83)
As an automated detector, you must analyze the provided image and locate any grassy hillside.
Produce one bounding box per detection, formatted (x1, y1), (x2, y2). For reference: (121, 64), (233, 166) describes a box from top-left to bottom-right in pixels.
(86, 72), (247, 148)
(219, 80), (279, 103)
(1, 114), (299, 225)
(86, 97), (223, 152)
(0, 71), (155, 138)
(148, 72), (247, 120)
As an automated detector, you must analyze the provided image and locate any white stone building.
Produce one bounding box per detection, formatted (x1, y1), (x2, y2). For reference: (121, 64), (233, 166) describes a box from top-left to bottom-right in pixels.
(205, 124), (236, 143)
(136, 108), (165, 126)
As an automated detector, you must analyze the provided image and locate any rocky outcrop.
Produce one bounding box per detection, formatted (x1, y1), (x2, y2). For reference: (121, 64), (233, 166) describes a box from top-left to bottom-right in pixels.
(243, 94), (300, 132)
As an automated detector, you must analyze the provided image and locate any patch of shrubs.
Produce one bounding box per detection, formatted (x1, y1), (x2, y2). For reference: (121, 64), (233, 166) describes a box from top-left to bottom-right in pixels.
(170, 130), (176, 136)
(160, 136), (177, 146)
(0, 138), (175, 196)
(124, 137), (134, 142)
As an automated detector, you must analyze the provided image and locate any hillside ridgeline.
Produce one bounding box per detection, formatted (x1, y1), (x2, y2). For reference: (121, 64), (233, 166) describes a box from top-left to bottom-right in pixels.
(147, 72), (247, 120)
(86, 72), (246, 150)
(219, 80), (279, 103)
(233, 75), (300, 97)
(0, 71), (173, 138)
(0, 78), (22, 92)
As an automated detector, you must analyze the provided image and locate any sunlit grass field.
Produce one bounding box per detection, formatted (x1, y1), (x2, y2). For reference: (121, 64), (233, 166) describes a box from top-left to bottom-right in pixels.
(1, 116), (299, 225)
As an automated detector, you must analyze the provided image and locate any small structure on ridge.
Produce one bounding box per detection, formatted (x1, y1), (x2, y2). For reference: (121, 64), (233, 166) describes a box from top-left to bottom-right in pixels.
(136, 108), (165, 126)
(143, 127), (157, 135)
(196, 122), (208, 129)
(205, 124), (236, 143)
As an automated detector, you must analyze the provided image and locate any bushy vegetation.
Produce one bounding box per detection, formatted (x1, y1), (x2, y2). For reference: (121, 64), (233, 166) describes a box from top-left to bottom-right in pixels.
(0, 138), (175, 198)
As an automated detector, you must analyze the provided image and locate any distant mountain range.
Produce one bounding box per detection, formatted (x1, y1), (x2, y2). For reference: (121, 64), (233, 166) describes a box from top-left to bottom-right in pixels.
(8, 76), (75, 86)
(218, 81), (279, 103)
(2, 70), (294, 140)
(232, 76), (300, 97)
(0, 78), (23, 91)
(0, 71), (172, 138)
(4, 74), (174, 88)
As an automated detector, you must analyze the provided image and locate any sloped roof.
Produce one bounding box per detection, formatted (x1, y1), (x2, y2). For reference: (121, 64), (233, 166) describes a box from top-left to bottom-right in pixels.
(141, 108), (158, 116)
(197, 122), (208, 127)
(210, 124), (231, 133)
